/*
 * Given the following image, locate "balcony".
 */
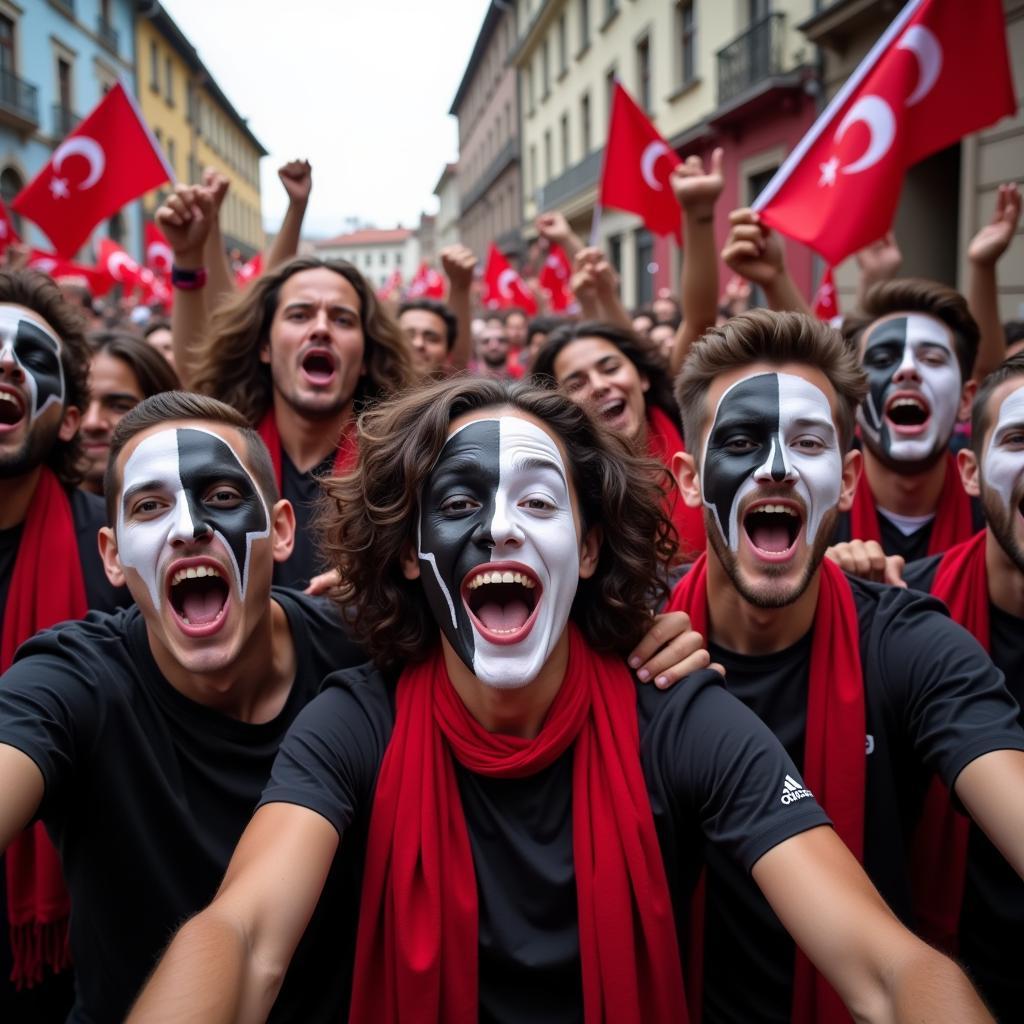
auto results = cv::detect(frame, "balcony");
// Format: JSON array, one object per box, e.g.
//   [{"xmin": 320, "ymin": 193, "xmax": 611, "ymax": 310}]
[
  {"xmin": 717, "ymin": 12, "xmax": 786, "ymax": 107},
  {"xmin": 0, "ymin": 69, "xmax": 40, "ymax": 133},
  {"xmin": 50, "ymin": 0, "xmax": 75, "ymax": 15},
  {"xmin": 459, "ymin": 138, "xmax": 520, "ymax": 215},
  {"xmin": 537, "ymin": 147, "xmax": 604, "ymax": 211},
  {"xmin": 97, "ymin": 16, "xmax": 119, "ymax": 55},
  {"xmin": 52, "ymin": 104, "xmax": 80, "ymax": 139}
]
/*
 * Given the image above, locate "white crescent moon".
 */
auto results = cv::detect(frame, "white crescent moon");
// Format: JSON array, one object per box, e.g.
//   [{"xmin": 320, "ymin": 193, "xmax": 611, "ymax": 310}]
[
  {"xmin": 108, "ymin": 251, "xmax": 138, "ymax": 281},
  {"xmin": 497, "ymin": 268, "xmax": 517, "ymax": 299},
  {"xmin": 147, "ymin": 241, "xmax": 173, "ymax": 273},
  {"xmin": 53, "ymin": 136, "xmax": 106, "ymax": 191},
  {"xmin": 31, "ymin": 257, "xmax": 57, "ymax": 273},
  {"xmin": 896, "ymin": 25, "xmax": 942, "ymax": 107},
  {"xmin": 835, "ymin": 95, "xmax": 896, "ymax": 175},
  {"xmin": 640, "ymin": 141, "xmax": 670, "ymax": 191}
]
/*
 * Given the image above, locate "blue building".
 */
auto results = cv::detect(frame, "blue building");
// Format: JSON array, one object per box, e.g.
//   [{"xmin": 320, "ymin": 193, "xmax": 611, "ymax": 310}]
[{"xmin": 0, "ymin": 0, "xmax": 142, "ymax": 258}]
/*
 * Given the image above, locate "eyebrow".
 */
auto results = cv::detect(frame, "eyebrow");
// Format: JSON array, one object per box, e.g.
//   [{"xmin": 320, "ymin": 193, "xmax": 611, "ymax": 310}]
[
  {"xmin": 101, "ymin": 392, "xmax": 141, "ymax": 404},
  {"xmin": 122, "ymin": 479, "xmax": 169, "ymax": 505},
  {"xmin": 791, "ymin": 416, "xmax": 836, "ymax": 433},
  {"xmin": 283, "ymin": 301, "xmax": 359, "ymax": 316},
  {"xmin": 511, "ymin": 455, "xmax": 565, "ymax": 478}
]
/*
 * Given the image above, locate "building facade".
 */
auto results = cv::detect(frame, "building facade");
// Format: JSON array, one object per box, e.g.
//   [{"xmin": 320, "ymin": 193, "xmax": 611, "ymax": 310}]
[
  {"xmin": 451, "ymin": 1, "xmax": 523, "ymax": 263},
  {"xmin": 434, "ymin": 162, "xmax": 460, "ymax": 251},
  {"xmin": 0, "ymin": 0, "xmax": 141, "ymax": 256},
  {"xmin": 313, "ymin": 227, "xmax": 416, "ymax": 290}
]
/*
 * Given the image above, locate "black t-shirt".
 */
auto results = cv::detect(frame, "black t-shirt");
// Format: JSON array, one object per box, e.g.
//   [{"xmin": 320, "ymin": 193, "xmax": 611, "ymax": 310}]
[
  {"xmin": 0, "ymin": 588, "xmax": 365, "ymax": 1024},
  {"xmin": 700, "ymin": 575, "xmax": 1024, "ymax": 1023},
  {"xmin": 273, "ymin": 450, "xmax": 334, "ymax": 591},
  {"xmin": 904, "ymin": 553, "xmax": 1024, "ymax": 1022},
  {"xmin": 260, "ymin": 661, "xmax": 831, "ymax": 1023},
  {"xmin": 0, "ymin": 488, "xmax": 129, "ymax": 626}
]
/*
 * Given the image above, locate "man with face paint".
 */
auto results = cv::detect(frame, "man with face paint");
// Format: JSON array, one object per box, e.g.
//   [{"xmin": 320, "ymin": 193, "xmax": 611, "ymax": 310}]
[
  {"xmin": 130, "ymin": 377, "xmax": 992, "ymax": 1024},
  {"xmin": 0, "ymin": 391, "xmax": 373, "ymax": 1022},
  {"xmin": 834, "ymin": 279, "xmax": 984, "ymax": 563},
  {"xmin": 0, "ymin": 270, "xmax": 130, "ymax": 1019},
  {"xmin": 668, "ymin": 310, "xmax": 1024, "ymax": 1023}
]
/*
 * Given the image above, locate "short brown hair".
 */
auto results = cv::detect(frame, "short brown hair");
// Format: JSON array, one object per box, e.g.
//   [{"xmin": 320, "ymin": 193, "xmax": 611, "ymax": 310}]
[
  {"xmin": 88, "ymin": 330, "xmax": 180, "ymax": 397},
  {"xmin": 675, "ymin": 310, "xmax": 868, "ymax": 454},
  {"xmin": 189, "ymin": 256, "xmax": 416, "ymax": 424},
  {"xmin": 0, "ymin": 269, "xmax": 91, "ymax": 488},
  {"xmin": 971, "ymin": 352, "xmax": 1024, "ymax": 457},
  {"xmin": 103, "ymin": 391, "xmax": 279, "ymax": 524},
  {"xmin": 319, "ymin": 376, "xmax": 676, "ymax": 668},
  {"xmin": 844, "ymin": 278, "xmax": 980, "ymax": 382}
]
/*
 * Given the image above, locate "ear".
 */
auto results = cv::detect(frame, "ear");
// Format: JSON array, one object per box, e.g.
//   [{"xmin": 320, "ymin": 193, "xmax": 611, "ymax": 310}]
[
  {"xmin": 838, "ymin": 448, "xmax": 862, "ymax": 513},
  {"xmin": 671, "ymin": 450, "xmax": 702, "ymax": 509},
  {"xmin": 270, "ymin": 499, "xmax": 296, "ymax": 563},
  {"xmin": 58, "ymin": 404, "xmax": 81, "ymax": 442},
  {"xmin": 578, "ymin": 525, "xmax": 602, "ymax": 580},
  {"xmin": 258, "ymin": 337, "xmax": 271, "ymax": 365},
  {"xmin": 401, "ymin": 539, "xmax": 421, "ymax": 580},
  {"xmin": 957, "ymin": 446, "xmax": 981, "ymax": 498},
  {"xmin": 957, "ymin": 378, "xmax": 977, "ymax": 422},
  {"xmin": 97, "ymin": 525, "xmax": 127, "ymax": 588},
  {"xmin": 639, "ymin": 372, "xmax": 650, "ymax": 395}
]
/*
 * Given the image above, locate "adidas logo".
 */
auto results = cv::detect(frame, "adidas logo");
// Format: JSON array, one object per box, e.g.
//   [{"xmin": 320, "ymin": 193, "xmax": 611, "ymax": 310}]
[{"xmin": 780, "ymin": 774, "xmax": 813, "ymax": 805}]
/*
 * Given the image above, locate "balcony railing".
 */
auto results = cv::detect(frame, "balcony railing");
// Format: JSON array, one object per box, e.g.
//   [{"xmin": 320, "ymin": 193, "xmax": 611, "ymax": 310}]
[
  {"xmin": 52, "ymin": 0, "xmax": 75, "ymax": 15},
  {"xmin": 538, "ymin": 147, "xmax": 604, "ymax": 210},
  {"xmin": 52, "ymin": 104, "xmax": 80, "ymax": 139},
  {"xmin": 459, "ymin": 138, "xmax": 520, "ymax": 214},
  {"xmin": 0, "ymin": 69, "xmax": 39, "ymax": 129},
  {"xmin": 97, "ymin": 16, "xmax": 119, "ymax": 55},
  {"xmin": 716, "ymin": 12, "xmax": 786, "ymax": 106}
]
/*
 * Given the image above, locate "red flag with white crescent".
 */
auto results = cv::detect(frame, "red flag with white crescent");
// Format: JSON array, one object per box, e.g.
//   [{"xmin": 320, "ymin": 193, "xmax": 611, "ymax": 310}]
[
  {"xmin": 235, "ymin": 252, "xmax": 264, "ymax": 287},
  {"xmin": 482, "ymin": 245, "xmax": 538, "ymax": 315},
  {"xmin": 97, "ymin": 237, "xmax": 142, "ymax": 289},
  {"xmin": 26, "ymin": 248, "xmax": 114, "ymax": 296},
  {"xmin": 539, "ymin": 243, "xmax": 572, "ymax": 312},
  {"xmin": 144, "ymin": 221, "xmax": 174, "ymax": 277},
  {"xmin": 407, "ymin": 262, "xmax": 446, "ymax": 299},
  {"xmin": 812, "ymin": 267, "xmax": 840, "ymax": 321}
]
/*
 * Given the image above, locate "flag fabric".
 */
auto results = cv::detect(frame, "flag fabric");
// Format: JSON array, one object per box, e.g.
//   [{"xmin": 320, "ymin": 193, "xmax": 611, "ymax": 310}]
[
  {"xmin": 26, "ymin": 248, "xmax": 113, "ymax": 296},
  {"xmin": 754, "ymin": 0, "xmax": 1016, "ymax": 265},
  {"xmin": 539, "ymin": 243, "xmax": 573, "ymax": 312},
  {"xmin": 235, "ymin": 252, "xmax": 263, "ymax": 287},
  {"xmin": 0, "ymin": 199, "xmax": 20, "ymax": 256},
  {"xmin": 599, "ymin": 82, "xmax": 683, "ymax": 244},
  {"xmin": 812, "ymin": 267, "xmax": 840, "ymax": 321},
  {"xmin": 407, "ymin": 262, "xmax": 446, "ymax": 299},
  {"xmin": 97, "ymin": 238, "xmax": 142, "ymax": 289},
  {"xmin": 12, "ymin": 82, "xmax": 173, "ymax": 257},
  {"xmin": 377, "ymin": 269, "xmax": 403, "ymax": 300},
  {"xmin": 482, "ymin": 245, "xmax": 538, "ymax": 315},
  {"xmin": 144, "ymin": 221, "xmax": 173, "ymax": 277}
]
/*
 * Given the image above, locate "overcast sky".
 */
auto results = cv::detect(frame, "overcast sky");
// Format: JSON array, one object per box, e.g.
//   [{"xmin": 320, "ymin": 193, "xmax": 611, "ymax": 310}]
[{"xmin": 162, "ymin": 0, "xmax": 492, "ymax": 238}]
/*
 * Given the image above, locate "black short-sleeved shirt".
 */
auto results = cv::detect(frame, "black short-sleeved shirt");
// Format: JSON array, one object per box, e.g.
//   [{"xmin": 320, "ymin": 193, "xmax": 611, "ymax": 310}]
[
  {"xmin": 260, "ymin": 661, "xmax": 831, "ymax": 1024},
  {"xmin": 274, "ymin": 450, "xmax": 334, "ymax": 591},
  {"xmin": 698, "ymin": 574, "xmax": 1024, "ymax": 1023},
  {"xmin": 904, "ymin": 552, "xmax": 1024, "ymax": 1022},
  {"xmin": 0, "ymin": 589, "xmax": 365, "ymax": 1024},
  {"xmin": 0, "ymin": 488, "xmax": 129, "ymax": 625}
]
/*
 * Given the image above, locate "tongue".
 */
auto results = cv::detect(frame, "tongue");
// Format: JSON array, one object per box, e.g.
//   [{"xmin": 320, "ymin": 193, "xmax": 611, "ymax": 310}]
[
  {"xmin": 476, "ymin": 599, "xmax": 531, "ymax": 632},
  {"xmin": 182, "ymin": 587, "xmax": 225, "ymax": 625},
  {"xmin": 304, "ymin": 362, "xmax": 334, "ymax": 384},
  {"xmin": 750, "ymin": 522, "xmax": 792, "ymax": 553}
]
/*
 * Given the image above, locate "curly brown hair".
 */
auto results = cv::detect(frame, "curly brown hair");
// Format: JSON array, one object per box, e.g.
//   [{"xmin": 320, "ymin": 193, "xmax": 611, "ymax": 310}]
[
  {"xmin": 0, "ymin": 268, "xmax": 90, "ymax": 488},
  {"xmin": 319, "ymin": 376, "xmax": 677, "ymax": 668},
  {"xmin": 189, "ymin": 256, "xmax": 416, "ymax": 424}
]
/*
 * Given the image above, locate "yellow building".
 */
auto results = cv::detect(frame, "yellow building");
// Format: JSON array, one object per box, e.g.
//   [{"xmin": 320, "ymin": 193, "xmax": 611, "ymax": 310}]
[{"xmin": 135, "ymin": 1, "xmax": 266, "ymax": 257}]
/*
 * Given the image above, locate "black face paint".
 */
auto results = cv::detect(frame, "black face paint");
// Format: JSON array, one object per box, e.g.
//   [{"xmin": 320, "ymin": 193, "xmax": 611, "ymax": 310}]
[
  {"xmin": 859, "ymin": 317, "xmax": 907, "ymax": 446},
  {"xmin": 0, "ymin": 307, "xmax": 65, "ymax": 421}
]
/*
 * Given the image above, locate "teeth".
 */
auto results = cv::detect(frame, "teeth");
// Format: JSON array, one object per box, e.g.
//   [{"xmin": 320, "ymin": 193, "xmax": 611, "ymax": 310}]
[
  {"xmin": 0, "ymin": 392, "xmax": 17, "ymax": 404},
  {"xmin": 750, "ymin": 504, "xmax": 799, "ymax": 516},
  {"xmin": 171, "ymin": 565, "xmax": 223, "ymax": 586},
  {"xmin": 466, "ymin": 570, "xmax": 537, "ymax": 590},
  {"xmin": 890, "ymin": 398, "xmax": 926, "ymax": 409}
]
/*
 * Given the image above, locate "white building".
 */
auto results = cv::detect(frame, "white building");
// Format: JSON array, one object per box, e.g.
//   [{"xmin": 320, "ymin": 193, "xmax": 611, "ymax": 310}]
[
  {"xmin": 434, "ymin": 163, "xmax": 461, "ymax": 251},
  {"xmin": 313, "ymin": 227, "xmax": 419, "ymax": 289}
]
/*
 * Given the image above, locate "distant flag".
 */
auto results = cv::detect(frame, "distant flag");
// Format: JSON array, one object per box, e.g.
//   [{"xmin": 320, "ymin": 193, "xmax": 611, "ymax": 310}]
[
  {"xmin": 0, "ymin": 199, "xmax": 21, "ymax": 257},
  {"xmin": 538, "ymin": 243, "xmax": 573, "ymax": 312},
  {"xmin": 482, "ymin": 244, "xmax": 537, "ymax": 315},
  {"xmin": 26, "ymin": 248, "xmax": 114, "ymax": 296},
  {"xmin": 235, "ymin": 252, "xmax": 263, "ymax": 287},
  {"xmin": 377, "ymin": 269, "xmax": 403, "ymax": 300},
  {"xmin": 407, "ymin": 262, "xmax": 446, "ymax": 299},
  {"xmin": 97, "ymin": 237, "xmax": 142, "ymax": 289},
  {"xmin": 812, "ymin": 267, "xmax": 840, "ymax": 322},
  {"xmin": 144, "ymin": 221, "xmax": 173, "ymax": 277}
]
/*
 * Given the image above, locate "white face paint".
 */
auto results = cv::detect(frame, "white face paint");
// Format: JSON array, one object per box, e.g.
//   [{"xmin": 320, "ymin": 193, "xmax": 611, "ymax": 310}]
[
  {"xmin": 0, "ymin": 306, "xmax": 65, "ymax": 423},
  {"xmin": 983, "ymin": 385, "xmax": 1024, "ymax": 513},
  {"xmin": 858, "ymin": 313, "xmax": 962, "ymax": 465}
]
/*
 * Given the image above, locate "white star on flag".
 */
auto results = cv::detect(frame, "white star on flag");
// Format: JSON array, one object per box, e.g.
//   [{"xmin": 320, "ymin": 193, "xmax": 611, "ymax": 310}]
[
  {"xmin": 49, "ymin": 177, "xmax": 70, "ymax": 200},
  {"xmin": 818, "ymin": 157, "xmax": 840, "ymax": 188}
]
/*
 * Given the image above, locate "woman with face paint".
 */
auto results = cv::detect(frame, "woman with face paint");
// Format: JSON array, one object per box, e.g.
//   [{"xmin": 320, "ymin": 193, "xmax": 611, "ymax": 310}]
[
  {"xmin": 131, "ymin": 379, "xmax": 992, "ymax": 1024},
  {"xmin": 532, "ymin": 321, "xmax": 706, "ymax": 560}
]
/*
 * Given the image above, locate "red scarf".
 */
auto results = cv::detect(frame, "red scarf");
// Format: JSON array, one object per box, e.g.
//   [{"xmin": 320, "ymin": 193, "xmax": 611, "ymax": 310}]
[
  {"xmin": 349, "ymin": 626, "xmax": 687, "ymax": 1023},
  {"xmin": 667, "ymin": 554, "xmax": 864, "ymax": 1024},
  {"xmin": 645, "ymin": 406, "xmax": 706, "ymax": 562},
  {"xmin": 909, "ymin": 530, "xmax": 988, "ymax": 952},
  {"xmin": 256, "ymin": 409, "xmax": 358, "ymax": 489},
  {"xmin": 849, "ymin": 452, "xmax": 973, "ymax": 555},
  {"xmin": 1, "ymin": 469, "xmax": 86, "ymax": 988}
]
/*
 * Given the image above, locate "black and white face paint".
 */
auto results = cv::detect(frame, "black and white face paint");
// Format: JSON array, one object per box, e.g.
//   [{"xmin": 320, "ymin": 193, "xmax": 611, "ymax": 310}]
[
  {"xmin": 983, "ymin": 385, "xmax": 1024, "ymax": 516},
  {"xmin": 417, "ymin": 416, "xmax": 580, "ymax": 689},
  {"xmin": 0, "ymin": 307, "xmax": 65, "ymax": 423},
  {"xmin": 701, "ymin": 372, "xmax": 841, "ymax": 554},
  {"xmin": 858, "ymin": 314, "xmax": 961, "ymax": 466},
  {"xmin": 117, "ymin": 428, "xmax": 270, "ymax": 610}
]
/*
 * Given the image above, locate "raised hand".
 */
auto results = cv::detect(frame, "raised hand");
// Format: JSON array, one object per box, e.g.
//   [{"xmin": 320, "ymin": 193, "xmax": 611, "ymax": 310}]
[
  {"xmin": 155, "ymin": 184, "xmax": 216, "ymax": 264},
  {"xmin": 278, "ymin": 159, "xmax": 313, "ymax": 205},
  {"xmin": 855, "ymin": 232, "xmax": 902, "ymax": 284},
  {"xmin": 201, "ymin": 167, "xmax": 231, "ymax": 214},
  {"xmin": 440, "ymin": 244, "xmax": 477, "ymax": 292},
  {"xmin": 968, "ymin": 182, "xmax": 1021, "ymax": 267},
  {"xmin": 671, "ymin": 147, "xmax": 724, "ymax": 213},
  {"xmin": 536, "ymin": 211, "xmax": 572, "ymax": 245},
  {"xmin": 721, "ymin": 208, "xmax": 784, "ymax": 287}
]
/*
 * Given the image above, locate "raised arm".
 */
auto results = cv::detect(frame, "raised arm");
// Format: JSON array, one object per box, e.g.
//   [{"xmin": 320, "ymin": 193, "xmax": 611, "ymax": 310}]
[
  {"xmin": 0, "ymin": 744, "xmax": 44, "ymax": 851},
  {"xmin": 722, "ymin": 208, "xmax": 812, "ymax": 315},
  {"xmin": 440, "ymin": 244, "xmax": 477, "ymax": 371},
  {"xmin": 854, "ymin": 233, "xmax": 903, "ymax": 311},
  {"xmin": 754, "ymin": 826, "xmax": 993, "ymax": 1023},
  {"xmin": 128, "ymin": 802, "xmax": 338, "ymax": 1024},
  {"xmin": 669, "ymin": 147, "xmax": 724, "ymax": 375},
  {"xmin": 967, "ymin": 182, "xmax": 1021, "ymax": 381},
  {"xmin": 200, "ymin": 168, "xmax": 237, "ymax": 312},
  {"xmin": 265, "ymin": 160, "xmax": 312, "ymax": 272},
  {"xmin": 572, "ymin": 247, "xmax": 631, "ymax": 330},
  {"xmin": 536, "ymin": 210, "xmax": 584, "ymax": 262}
]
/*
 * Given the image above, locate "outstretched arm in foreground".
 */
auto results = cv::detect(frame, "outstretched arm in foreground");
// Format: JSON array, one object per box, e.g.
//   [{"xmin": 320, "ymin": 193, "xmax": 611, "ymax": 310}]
[
  {"xmin": 955, "ymin": 748, "xmax": 1024, "ymax": 882},
  {"xmin": 755, "ymin": 825, "xmax": 993, "ymax": 1023},
  {"xmin": 0, "ymin": 744, "xmax": 44, "ymax": 852},
  {"xmin": 128, "ymin": 802, "xmax": 338, "ymax": 1024}
]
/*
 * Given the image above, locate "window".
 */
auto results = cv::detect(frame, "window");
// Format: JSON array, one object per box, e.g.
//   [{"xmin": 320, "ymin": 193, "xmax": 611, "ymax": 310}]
[
  {"xmin": 154, "ymin": 127, "xmax": 162, "ymax": 147},
  {"xmin": 380, "ymin": 251, "xmax": 386, "ymax": 265},
  {"xmin": 167, "ymin": 138, "xmax": 176, "ymax": 175},
  {"xmin": 541, "ymin": 39, "xmax": 550, "ymax": 99},
  {"xmin": 149, "ymin": 40, "xmax": 159, "ymax": 91},
  {"xmin": 396, "ymin": 252, "xmax": 403, "ymax": 266},
  {"xmin": 0, "ymin": 167, "xmax": 23, "ymax": 234},
  {"xmin": 636, "ymin": 36, "xmax": 651, "ymax": 112},
  {"xmin": 544, "ymin": 129, "xmax": 552, "ymax": 182},
  {"xmin": 635, "ymin": 229, "xmax": 654, "ymax": 305},
  {"xmin": 676, "ymin": 1, "xmax": 696, "ymax": 86},
  {"xmin": 529, "ymin": 143, "xmax": 537, "ymax": 194},
  {"xmin": 56, "ymin": 57, "xmax": 72, "ymax": 112},
  {"xmin": 577, "ymin": 0, "xmax": 590, "ymax": 54},
  {"xmin": 608, "ymin": 233, "xmax": 622, "ymax": 275},
  {"xmin": 560, "ymin": 112, "xmax": 570, "ymax": 171},
  {"xmin": 557, "ymin": 14, "xmax": 567, "ymax": 76},
  {"xmin": 526, "ymin": 65, "xmax": 535, "ymax": 115},
  {"xmin": 602, "ymin": 0, "xmax": 618, "ymax": 28},
  {"xmin": 580, "ymin": 92, "xmax": 591, "ymax": 155},
  {"xmin": 164, "ymin": 55, "xmax": 173, "ymax": 105},
  {"xmin": 748, "ymin": 0, "xmax": 771, "ymax": 24},
  {"xmin": 605, "ymin": 66, "xmax": 617, "ymax": 125},
  {"xmin": 504, "ymin": 101, "xmax": 511, "ymax": 142},
  {"xmin": 108, "ymin": 210, "xmax": 125, "ymax": 247}
]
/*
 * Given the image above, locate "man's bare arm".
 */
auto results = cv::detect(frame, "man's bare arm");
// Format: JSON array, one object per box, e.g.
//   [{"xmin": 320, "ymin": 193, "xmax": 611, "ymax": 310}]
[
  {"xmin": 440, "ymin": 244, "xmax": 477, "ymax": 371},
  {"xmin": 0, "ymin": 744, "xmax": 44, "ymax": 852},
  {"xmin": 955, "ymin": 748, "xmax": 1024, "ymax": 881},
  {"xmin": 128, "ymin": 802, "xmax": 338, "ymax": 1024},
  {"xmin": 755, "ymin": 825, "xmax": 993, "ymax": 1023},
  {"xmin": 200, "ymin": 169, "xmax": 237, "ymax": 312},
  {"xmin": 265, "ymin": 160, "xmax": 312, "ymax": 272}
]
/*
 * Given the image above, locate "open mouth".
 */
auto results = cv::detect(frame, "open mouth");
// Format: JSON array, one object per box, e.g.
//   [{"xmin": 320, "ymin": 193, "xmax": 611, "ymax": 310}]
[
  {"xmin": 167, "ymin": 562, "xmax": 231, "ymax": 636},
  {"xmin": 742, "ymin": 501, "xmax": 803, "ymax": 559},
  {"xmin": 300, "ymin": 348, "xmax": 338, "ymax": 386},
  {"xmin": 462, "ymin": 563, "xmax": 542, "ymax": 645},
  {"xmin": 596, "ymin": 397, "xmax": 628, "ymax": 424},
  {"xmin": 884, "ymin": 393, "xmax": 930, "ymax": 433},
  {"xmin": 0, "ymin": 389, "xmax": 26, "ymax": 430}
]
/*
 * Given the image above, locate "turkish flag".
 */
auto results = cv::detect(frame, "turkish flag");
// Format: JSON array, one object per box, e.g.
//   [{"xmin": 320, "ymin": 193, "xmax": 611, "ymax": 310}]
[
  {"xmin": 27, "ymin": 248, "xmax": 113, "ymax": 296},
  {"xmin": 12, "ymin": 82, "xmax": 173, "ymax": 257},
  {"xmin": 812, "ymin": 267, "xmax": 840, "ymax": 321},
  {"xmin": 144, "ymin": 222, "xmax": 173, "ymax": 277},
  {"xmin": 482, "ymin": 245, "xmax": 538, "ymax": 315},
  {"xmin": 235, "ymin": 252, "xmax": 263, "ymax": 287},
  {"xmin": 539, "ymin": 244, "xmax": 572, "ymax": 311},
  {"xmin": 599, "ymin": 82, "xmax": 683, "ymax": 244},
  {"xmin": 97, "ymin": 237, "xmax": 142, "ymax": 290},
  {"xmin": 407, "ymin": 262, "xmax": 446, "ymax": 299},
  {"xmin": 755, "ymin": 0, "xmax": 1016, "ymax": 265},
  {"xmin": 377, "ymin": 269, "xmax": 402, "ymax": 300},
  {"xmin": 0, "ymin": 199, "xmax": 20, "ymax": 256}
]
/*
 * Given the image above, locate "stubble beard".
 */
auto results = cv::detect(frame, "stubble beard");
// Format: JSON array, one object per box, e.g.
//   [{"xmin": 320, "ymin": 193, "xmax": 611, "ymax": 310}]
[
  {"xmin": 0, "ymin": 422, "xmax": 59, "ymax": 480},
  {"xmin": 982, "ymin": 486, "xmax": 1024, "ymax": 577}
]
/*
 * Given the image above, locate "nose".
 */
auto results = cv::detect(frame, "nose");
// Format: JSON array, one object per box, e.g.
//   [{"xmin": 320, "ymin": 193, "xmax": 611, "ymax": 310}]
[
  {"xmin": 81, "ymin": 399, "xmax": 106, "ymax": 434},
  {"xmin": 168, "ymin": 493, "xmax": 212, "ymax": 546},
  {"xmin": 892, "ymin": 345, "xmax": 920, "ymax": 385},
  {"xmin": 0, "ymin": 342, "xmax": 24, "ymax": 383},
  {"xmin": 472, "ymin": 495, "xmax": 524, "ymax": 551},
  {"xmin": 753, "ymin": 436, "xmax": 797, "ymax": 484},
  {"xmin": 308, "ymin": 308, "xmax": 331, "ymax": 339}
]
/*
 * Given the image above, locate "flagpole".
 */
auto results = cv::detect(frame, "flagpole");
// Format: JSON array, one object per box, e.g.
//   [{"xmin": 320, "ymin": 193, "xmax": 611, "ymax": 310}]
[{"xmin": 752, "ymin": 0, "xmax": 924, "ymax": 211}]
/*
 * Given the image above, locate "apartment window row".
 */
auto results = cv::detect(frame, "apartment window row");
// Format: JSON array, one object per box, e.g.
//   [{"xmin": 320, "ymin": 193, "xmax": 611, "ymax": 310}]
[
  {"xmin": 197, "ymin": 100, "xmax": 260, "ymax": 187},
  {"xmin": 458, "ymin": 17, "xmax": 516, "ymax": 143}
]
